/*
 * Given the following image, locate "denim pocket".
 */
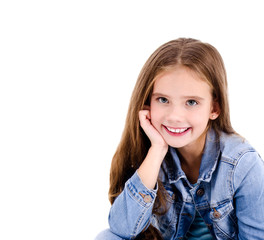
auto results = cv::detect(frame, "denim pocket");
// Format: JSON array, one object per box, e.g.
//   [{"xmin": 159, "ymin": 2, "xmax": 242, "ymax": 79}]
[
  {"xmin": 152, "ymin": 185, "xmax": 181, "ymax": 239},
  {"xmin": 211, "ymin": 200, "xmax": 238, "ymax": 239},
  {"xmin": 164, "ymin": 187, "xmax": 177, "ymax": 203}
]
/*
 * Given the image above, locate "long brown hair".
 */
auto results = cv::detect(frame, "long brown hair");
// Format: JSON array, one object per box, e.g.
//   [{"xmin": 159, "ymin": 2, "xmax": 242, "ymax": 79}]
[{"xmin": 109, "ymin": 38, "xmax": 235, "ymax": 238}]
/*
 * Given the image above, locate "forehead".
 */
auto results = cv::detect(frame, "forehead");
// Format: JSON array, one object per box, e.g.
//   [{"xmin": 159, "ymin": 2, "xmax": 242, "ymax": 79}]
[{"xmin": 152, "ymin": 66, "xmax": 212, "ymax": 98}]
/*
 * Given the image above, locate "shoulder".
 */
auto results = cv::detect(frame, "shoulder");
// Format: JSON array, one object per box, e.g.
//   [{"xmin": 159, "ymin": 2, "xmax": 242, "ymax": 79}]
[
  {"xmin": 218, "ymin": 132, "xmax": 264, "ymax": 191},
  {"xmin": 219, "ymin": 132, "xmax": 261, "ymax": 165}
]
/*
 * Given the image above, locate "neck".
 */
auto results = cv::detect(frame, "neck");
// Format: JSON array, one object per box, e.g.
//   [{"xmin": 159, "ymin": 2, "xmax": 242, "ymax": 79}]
[
  {"xmin": 177, "ymin": 131, "xmax": 207, "ymax": 184},
  {"xmin": 178, "ymin": 131, "xmax": 206, "ymax": 163}
]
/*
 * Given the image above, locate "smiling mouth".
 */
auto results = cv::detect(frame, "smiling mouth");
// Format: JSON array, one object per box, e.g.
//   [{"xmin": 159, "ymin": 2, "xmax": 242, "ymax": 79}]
[{"xmin": 164, "ymin": 126, "xmax": 190, "ymax": 134}]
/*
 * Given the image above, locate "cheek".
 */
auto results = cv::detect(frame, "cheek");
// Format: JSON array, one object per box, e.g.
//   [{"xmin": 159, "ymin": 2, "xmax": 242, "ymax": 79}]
[{"xmin": 189, "ymin": 109, "xmax": 211, "ymax": 125}]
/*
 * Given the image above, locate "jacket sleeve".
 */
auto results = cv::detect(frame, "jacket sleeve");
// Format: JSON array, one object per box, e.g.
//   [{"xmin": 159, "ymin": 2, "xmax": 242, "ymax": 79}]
[
  {"xmin": 108, "ymin": 170, "xmax": 158, "ymax": 239},
  {"xmin": 234, "ymin": 151, "xmax": 264, "ymax": 240}
]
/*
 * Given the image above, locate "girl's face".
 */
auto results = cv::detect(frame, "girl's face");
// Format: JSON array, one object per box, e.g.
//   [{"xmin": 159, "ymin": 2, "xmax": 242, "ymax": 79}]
[{"xmin": 150, "ymin": 65, "xmax": 219, "ymax": 153}]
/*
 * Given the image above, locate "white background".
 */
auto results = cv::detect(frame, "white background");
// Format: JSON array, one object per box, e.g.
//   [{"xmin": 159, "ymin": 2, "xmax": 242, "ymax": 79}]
[{"xmin": 0, "ymin": 1, "xmax": 263, "ymax": 239}]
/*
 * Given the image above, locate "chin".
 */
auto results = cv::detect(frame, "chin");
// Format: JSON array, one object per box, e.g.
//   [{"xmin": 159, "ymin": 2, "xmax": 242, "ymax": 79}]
[{"xmin": 167, "ymin": 141, "xmax": 188, "ymax": 149}]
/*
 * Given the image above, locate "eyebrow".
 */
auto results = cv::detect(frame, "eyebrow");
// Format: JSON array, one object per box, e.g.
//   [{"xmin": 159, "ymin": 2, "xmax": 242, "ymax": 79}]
[
  {"xmin": 152, "ymin": 92, "xmax": 205, "ymax": 101},
  {"xmin": 152, "ymin": 92, "xmax": 170, "ymax": 98},
  {"xmin": 182, "ymin": 95, "xmax": 205, "ymax": 101}
]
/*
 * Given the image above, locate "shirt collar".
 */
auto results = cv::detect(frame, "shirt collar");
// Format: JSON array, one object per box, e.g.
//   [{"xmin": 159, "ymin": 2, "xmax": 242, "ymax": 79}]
[{"xmin": 164, "ymin": 128, "xmax": 221, "ymax": 184}]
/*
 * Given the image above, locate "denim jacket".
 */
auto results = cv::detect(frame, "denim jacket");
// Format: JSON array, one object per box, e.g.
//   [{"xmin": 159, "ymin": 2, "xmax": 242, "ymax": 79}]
[{"xmin": 108, "ymin": 130, "xmax": 264, "ymax": 239}]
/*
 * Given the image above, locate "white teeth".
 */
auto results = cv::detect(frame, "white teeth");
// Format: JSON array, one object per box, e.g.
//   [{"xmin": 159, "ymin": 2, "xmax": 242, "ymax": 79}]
[{"xmin": 166, "ymin": 127, "xmax": 188, "ymax": 133}]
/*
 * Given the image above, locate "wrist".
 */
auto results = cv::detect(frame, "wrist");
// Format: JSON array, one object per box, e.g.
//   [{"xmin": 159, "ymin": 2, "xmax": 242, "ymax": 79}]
[
  {"xmin": 138, "ymin": 145, "xmax": 167, "ymax": 189},
  {"xmin": 149, "ymin": 144, "xmax": 168, "ymax": 159}
]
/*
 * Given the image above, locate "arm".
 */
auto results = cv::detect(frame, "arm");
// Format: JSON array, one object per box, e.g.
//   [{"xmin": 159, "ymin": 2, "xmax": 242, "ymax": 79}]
[
  {"xmin": 109, "ymin": 171, "xmax": 157, "ymax": 238},
  {"xmin": 108, "ymin": 109, "xmax": 168, "ymax": 238},
  {"xmin": 137, "ymin": 109, "xmax": 168, "ymax": 189},
  {"xmin": 234, "ymin": 152, "xmax": 264, "ymax": 240}
]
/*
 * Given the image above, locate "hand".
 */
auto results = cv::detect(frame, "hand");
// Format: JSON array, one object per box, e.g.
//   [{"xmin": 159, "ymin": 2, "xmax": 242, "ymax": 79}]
[
  {"xmin": 138, "ymin": 107, "xmax": 168, "ymax": 189},
  {"xmin": 139, "ymin": 107, "xmax": 168, "ymax": 150}
]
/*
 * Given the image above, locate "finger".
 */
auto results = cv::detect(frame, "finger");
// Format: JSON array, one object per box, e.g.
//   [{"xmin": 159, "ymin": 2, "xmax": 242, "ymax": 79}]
[
  {"xmin": 146, "ymin": 111, "xmax": 151, "ymax": 120},
  {"xmin": 139, "ymin": 110, "xmax": 149, "ymax": 122},
  {"xmin": 139, "ymin": 110, "xmax": 151, "ymax": 127},
  {"xmin": 139, "ymin": 108, "xmax": 151, "ymax": 120}
]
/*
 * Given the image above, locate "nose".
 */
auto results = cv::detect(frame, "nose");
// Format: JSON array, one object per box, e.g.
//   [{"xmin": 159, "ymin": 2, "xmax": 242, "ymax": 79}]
[{"xmin": 166, "ymin": 105, "xmax": 185, "ymax": 123}]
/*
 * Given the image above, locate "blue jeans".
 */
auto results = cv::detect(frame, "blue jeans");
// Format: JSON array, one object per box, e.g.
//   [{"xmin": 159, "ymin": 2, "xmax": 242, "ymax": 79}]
[{"xmin": 95, "ymin": 229, "xmax": 124, "ymax": 240}]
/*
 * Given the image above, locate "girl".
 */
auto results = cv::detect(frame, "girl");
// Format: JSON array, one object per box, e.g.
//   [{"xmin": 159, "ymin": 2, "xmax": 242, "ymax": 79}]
[{"xmin": 95, "ymin": 38, "xmax": 264, "ymax": 240}]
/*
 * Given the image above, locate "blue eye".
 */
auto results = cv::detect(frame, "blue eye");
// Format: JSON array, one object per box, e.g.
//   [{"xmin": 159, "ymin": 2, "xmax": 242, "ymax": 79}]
[
  {"xmin": 158, "ymin": 97, "xmax": 168, "ymax": 104},
  {"xmin": 186, "ymin": 100, "xmax": 198, "ymax": 106}
]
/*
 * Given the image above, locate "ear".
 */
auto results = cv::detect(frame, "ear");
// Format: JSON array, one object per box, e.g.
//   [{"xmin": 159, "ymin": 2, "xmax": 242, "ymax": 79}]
[{"xmin": 210, "ymin": 101, "xmax": 220, "ymax": 120}]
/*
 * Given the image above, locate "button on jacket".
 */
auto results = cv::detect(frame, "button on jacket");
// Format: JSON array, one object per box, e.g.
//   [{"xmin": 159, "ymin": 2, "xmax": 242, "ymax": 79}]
[{"xmin": 108, "ymin": 129, "xmax": 264, "ymax": 239}]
